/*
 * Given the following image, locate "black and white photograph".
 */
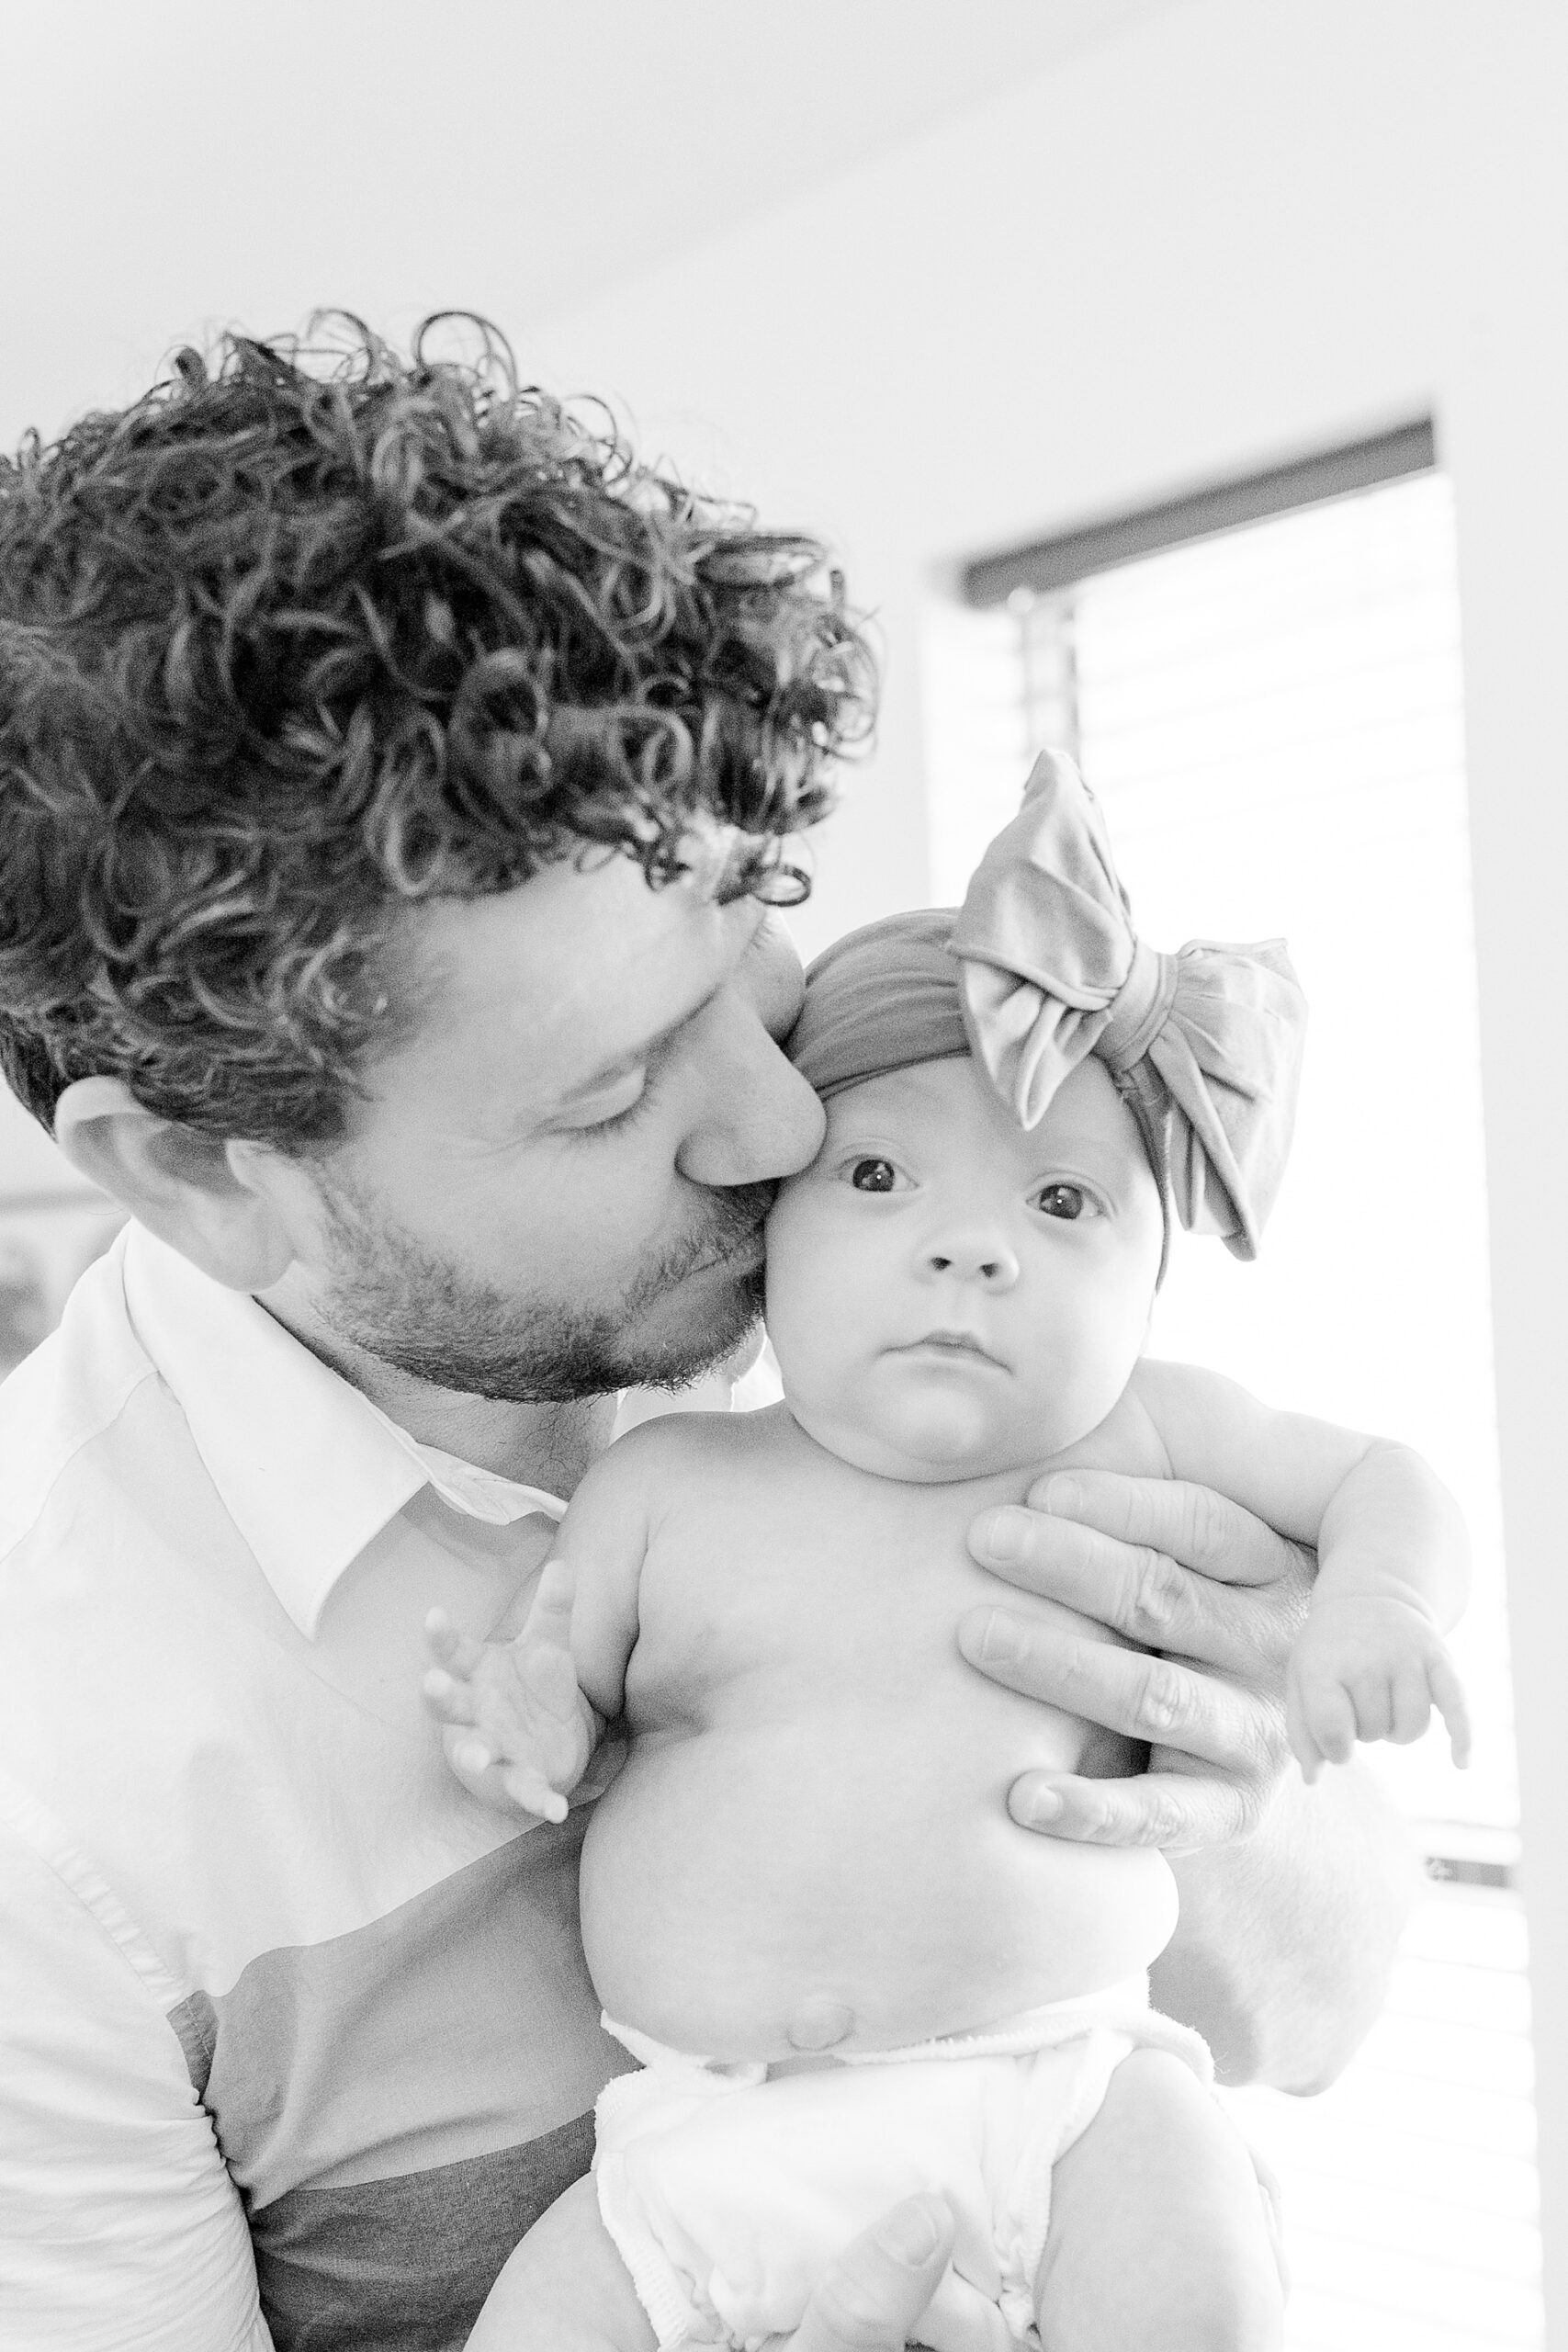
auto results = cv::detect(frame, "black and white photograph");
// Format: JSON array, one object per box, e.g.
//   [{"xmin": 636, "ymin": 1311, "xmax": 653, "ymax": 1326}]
[{"xmin": 0, "ymin": 5, "xmax": 1562, "ymax": 2347}]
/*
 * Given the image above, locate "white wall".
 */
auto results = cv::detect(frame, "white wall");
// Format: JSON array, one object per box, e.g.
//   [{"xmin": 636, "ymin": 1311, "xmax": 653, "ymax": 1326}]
[
  {"xmin": 530, "ymin": 1, "xmax": 1568, "ymax": 2330},
  {"xmin": 0, "ymin": 0, "xmax": 1179, "ymax": 453}
]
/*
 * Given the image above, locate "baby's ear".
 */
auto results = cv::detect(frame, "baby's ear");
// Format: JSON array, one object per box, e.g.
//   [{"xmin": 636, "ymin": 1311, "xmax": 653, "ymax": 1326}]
[{"xmin": 53, "ymin": 1077, "xmax": 300, "ymax": 1291}]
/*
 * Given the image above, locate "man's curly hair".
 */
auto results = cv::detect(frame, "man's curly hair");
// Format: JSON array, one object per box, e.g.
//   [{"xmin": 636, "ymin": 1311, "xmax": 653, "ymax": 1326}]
[{"xmin": 0, "ymin": 315, "xmax": 874, "ymax": 1149}]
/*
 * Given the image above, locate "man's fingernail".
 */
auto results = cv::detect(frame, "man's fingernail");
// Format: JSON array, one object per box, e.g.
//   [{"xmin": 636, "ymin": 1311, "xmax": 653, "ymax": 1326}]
[
  {"xmin": 457, "ymin": 1740, "xmax": 491, "ymax": 1774},
  {"xmin": 1022, "ymin": 1787, "xmax": 1064, "ymax": 1824},
  {"xmin": 981, "ymin": 1508, "xmax": 1029, "ymax": 1564},
  {"xmin": 1042, "ymin": 1475, "xmax": 1082, "ymax": 1517},
  {"xmin": 977, "ymin": 1611, "xmax": 1024, "ymax": 1666},
  {"xmin": 883, "ymin": 2198, "xmax": 945, "ymax": 2264}
]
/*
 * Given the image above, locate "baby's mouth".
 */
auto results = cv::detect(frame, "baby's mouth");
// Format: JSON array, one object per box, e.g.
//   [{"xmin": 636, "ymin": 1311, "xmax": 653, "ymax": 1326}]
[{"xmin": 897, "ymin": 1329, "xmax": 1007, "ymax": 1369}]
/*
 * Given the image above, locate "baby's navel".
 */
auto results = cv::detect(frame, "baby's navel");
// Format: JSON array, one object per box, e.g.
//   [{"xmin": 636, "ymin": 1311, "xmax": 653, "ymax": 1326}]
[{"xmin": 785, "ymin": 1996, "xmax": 855, "ymax": 2052}]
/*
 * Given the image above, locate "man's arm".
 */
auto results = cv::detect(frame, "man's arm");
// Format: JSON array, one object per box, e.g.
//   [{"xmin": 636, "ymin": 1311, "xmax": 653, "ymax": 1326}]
[
  {"xmin": 0, "ymin": 1809, "xmax": 269, "ymax": 2349},
  {"xmin": 1153, "ymin": 1758, "xmax": 1421, "ymax": 2089},
  {"xmin": 959, "ymin": 1469, "xmax": 1422, "ymax": 2089}
]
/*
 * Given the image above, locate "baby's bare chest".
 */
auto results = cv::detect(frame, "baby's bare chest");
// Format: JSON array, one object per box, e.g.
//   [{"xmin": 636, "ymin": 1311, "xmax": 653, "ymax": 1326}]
[{"xmin": 625, "ymin": 1466, "xmax": 1060, "ymax": 1728}]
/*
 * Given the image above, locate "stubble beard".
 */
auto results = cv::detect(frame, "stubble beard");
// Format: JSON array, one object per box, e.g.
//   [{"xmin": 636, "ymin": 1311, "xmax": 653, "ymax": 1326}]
[{"xmin": 312, "ymin": 1174, "xmax": 773, "ymax": 1403}]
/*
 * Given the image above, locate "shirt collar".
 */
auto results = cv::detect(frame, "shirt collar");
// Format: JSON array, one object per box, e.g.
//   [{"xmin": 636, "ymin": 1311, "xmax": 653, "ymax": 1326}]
[{"xmin": 119, "ymin": 1224, "xmax": 565, "ymax": 1640}]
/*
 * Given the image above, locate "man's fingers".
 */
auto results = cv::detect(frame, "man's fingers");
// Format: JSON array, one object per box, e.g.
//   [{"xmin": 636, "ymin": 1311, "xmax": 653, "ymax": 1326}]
[
  {"xmin": 1024, "ymin": 1471, "xmax": 1302, "ymax": 1590},
  {"xmin": 1006, "ymin": 1767, "xmax": 1258, "ymax": 1849},
  {"xmin": 967, "ymin": 1486, "xmax": 1308, "ymax": 1674},
  {"xmin": 958, "ymin": 1608, "xmax": 1253, "ymax": 1768},
  {"xmin": 790, "ymin": 2196, "xmax": 955, "ymax": 2352}
]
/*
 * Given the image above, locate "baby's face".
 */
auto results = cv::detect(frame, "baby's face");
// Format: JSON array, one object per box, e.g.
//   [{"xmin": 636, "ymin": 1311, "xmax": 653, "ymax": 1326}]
[{"xmin": 764, "ymin": 1053, "xmax": 1163, "ymax": 1482}]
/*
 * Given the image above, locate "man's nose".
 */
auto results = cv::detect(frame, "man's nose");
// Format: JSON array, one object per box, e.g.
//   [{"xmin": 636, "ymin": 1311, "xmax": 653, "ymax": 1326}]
[
  {"xmin": 674, "ymin": 998, "xmax": 826, "ymax": 1188},
  {"xmin": 920, "ymin": 1227, "xmax": 1021, "ymax": 1291}
]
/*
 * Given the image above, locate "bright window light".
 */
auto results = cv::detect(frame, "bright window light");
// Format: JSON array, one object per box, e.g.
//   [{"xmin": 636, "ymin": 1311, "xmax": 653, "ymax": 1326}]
[{"xmin": 925, "ymin": 467, "xmax": 1542, "ymax": 2351}]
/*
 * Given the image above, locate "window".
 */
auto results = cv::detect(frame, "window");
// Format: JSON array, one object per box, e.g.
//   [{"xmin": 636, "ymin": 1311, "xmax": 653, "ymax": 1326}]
[{"xmin": 925, "ymin": 451, "xmax": 1542, "ymax": 2350}]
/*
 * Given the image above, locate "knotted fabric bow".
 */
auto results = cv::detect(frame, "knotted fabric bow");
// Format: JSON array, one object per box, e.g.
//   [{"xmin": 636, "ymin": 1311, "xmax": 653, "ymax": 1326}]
[{"xmin": 951, "ymin": 750, "xmax": 1305, "ymax": 1261}]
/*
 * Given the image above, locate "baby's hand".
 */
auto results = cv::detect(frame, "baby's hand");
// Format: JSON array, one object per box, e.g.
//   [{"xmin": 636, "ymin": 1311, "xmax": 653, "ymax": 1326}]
[
  {"xmin": 423, "ymin": 1562, "xmax": 596, "ymax": 1822},
  {"xmin": 1287, "ymin": 1591, "xmax": 1472, "ymax": 1783}
]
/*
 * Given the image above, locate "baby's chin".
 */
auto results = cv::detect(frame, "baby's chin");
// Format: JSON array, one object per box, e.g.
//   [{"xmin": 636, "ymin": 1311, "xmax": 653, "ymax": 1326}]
[{"xmin": 794, "ymin": 1375, "xmax": 1055, "ymax": 1486}]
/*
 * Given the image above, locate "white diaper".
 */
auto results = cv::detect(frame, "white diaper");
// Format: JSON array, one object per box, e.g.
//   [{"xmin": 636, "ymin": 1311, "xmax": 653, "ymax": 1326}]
[{"xmin": 592, "ymin": 1984, "xmax": 1213, "ymax": 2352}]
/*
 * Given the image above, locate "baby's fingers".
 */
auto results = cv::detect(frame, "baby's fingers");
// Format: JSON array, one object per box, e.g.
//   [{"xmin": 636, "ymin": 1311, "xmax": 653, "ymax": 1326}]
[
  {"xmin": 424, "ymin": 1606, "xmax": 487, "ymax": 1679},
  {"xmin": 1389, "ymin": 1660, "xmax": 1435, "ymax": 1747},
  {"xmin": 422, "ymin": 1666, "xmax": 479, "ymax": 1730},
  {"xmin": 442, "ymin": 1722, "xmax": 508, "ymax": 1806},
  {"xmin": 519, "ymin": 1635, "xmax": 583, "ymax": 1727},
  {"xmin": 442, "ymin": 1724, "xmax": 568, "ymax": 1822},
  {"xmin": 1289, "ymin": 1669, "xmax": 1356, "ymax": 1783},
  {"xmin": 1348, "ymin": 1671, "xmax": 1397, "ymax": 1746},
  {"xmin": 500, "ymin": 1762, "xmax": 570, "ymax": 1824},
  {"xmin": 422, "ymin": 1613, "xmax": 485, "ymax": 1731},
  {"xmin": 1429, "ymin": 1649, "xmax": 1473, "ymax": 1769},
  {"xmin": 523, "ymin": 1559, "xmax": 576, "ymax": 1653}
]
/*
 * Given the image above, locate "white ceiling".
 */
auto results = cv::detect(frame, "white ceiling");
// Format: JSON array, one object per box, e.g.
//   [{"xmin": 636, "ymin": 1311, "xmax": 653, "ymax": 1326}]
[{"xmin": 1, "ymin": 0, "xmax": 1180, "ymax": 445}]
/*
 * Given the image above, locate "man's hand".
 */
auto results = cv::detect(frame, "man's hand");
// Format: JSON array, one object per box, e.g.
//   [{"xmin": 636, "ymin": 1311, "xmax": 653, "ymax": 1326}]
[
  {"xmin": 787, "ymin": 2194, "xmax": 957, "ymax": 2351},
  {"xmin": 960, "ymin": 1467, "xmax": 1421, "ymax": 2088},
  {"xmin": 465, "ymin": 2174, "xmax": 957, "ymax": 2350},
  {"xmin": 960, "ymin": 1469, "xmax": 1313, "ymax": 1850}
]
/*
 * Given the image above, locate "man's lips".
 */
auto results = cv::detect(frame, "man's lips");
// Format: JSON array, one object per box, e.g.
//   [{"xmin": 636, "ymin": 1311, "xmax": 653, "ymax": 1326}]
[{"xmin": 684, "ymin": 1226, "xmax": 766, "ymax": 1281}]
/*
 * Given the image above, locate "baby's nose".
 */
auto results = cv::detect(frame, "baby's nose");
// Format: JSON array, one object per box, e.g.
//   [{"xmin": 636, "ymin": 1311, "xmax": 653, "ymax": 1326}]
[{"xmin": 924, "ymin": 1233, "xmax": 1021, "ymax": 1290}]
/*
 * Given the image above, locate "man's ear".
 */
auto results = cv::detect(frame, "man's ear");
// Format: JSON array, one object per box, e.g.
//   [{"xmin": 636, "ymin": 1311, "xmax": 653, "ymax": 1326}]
[{"xmin": 52, "ymin": 1077, "xmax": 305, "ymax": 1292}]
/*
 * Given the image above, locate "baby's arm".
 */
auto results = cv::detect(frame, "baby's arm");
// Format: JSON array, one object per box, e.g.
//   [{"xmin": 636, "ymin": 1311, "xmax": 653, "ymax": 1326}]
[
  {"xmin": 423, "ymin": 1439, "xmax": 655, "ymax": 1821},
  {"xmin": 1130, "ymin": 1361, "xmax": 1471, "ymax": 1781}
]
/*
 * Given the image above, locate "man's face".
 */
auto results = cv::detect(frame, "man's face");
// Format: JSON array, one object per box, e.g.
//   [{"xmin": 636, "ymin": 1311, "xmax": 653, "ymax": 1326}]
[
  {"xmin": 763, "ymin": 1053, "xmax": 1164, "ymax": 1481},
  {"xmin": 283, "ymin": 842, "xmax": 826, "ymax": 1400}
]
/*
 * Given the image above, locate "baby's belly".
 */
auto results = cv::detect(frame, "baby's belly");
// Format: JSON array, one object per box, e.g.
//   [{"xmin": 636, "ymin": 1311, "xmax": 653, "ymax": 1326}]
[{"xmin": 579, "ymin": 1694, "xmax": 1179, "ymax": 2064}]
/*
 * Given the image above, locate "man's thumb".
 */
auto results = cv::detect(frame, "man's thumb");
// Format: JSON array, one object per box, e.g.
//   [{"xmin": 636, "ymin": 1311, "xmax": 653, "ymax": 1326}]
[
  {"xmin": 792, "ymin": 2194, "xmax": 954, "ymax": 2351},
  {"xmin": 875, "ymin": 2196, "xmax": 950, "ymax": 2267}
]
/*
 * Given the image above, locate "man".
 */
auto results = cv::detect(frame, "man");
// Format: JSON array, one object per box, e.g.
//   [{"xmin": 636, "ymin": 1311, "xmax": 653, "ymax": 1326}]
[{"xmin": 0, "ymin": 321, "xmax": 1415, "ymax": 2351}]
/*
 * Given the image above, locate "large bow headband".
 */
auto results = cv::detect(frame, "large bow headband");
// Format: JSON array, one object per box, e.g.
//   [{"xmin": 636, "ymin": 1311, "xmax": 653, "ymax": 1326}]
[{"xmin": 787, "ymin": 750, "xmax": 1306, "ymax": 1261}]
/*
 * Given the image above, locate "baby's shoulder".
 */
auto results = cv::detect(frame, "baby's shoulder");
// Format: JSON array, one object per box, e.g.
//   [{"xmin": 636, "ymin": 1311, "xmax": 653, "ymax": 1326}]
[
  {"xmin": 1053, "ymin": 1365, "xmax": 1179, "ymax": 1480},
  {"xmin": 582, "ymin": 1400, "xmax": 786, "ymax": 1498},
  {"xmin": 1117, "ymin": 1356, "xmax": 1269, "ymax": 1470}
]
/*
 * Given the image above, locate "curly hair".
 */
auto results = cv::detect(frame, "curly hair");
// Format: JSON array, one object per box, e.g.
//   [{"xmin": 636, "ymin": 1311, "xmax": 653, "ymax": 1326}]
[{"xmin": 0, "ymin": 315, "xmax": 875, "ymax": 1149}]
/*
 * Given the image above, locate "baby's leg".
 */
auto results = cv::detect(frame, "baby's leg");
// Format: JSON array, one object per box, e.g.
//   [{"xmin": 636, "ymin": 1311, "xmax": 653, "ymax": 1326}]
[{"xmin": 1034, "ymin": 2049, "xmax": 1284, "ymax": 2352}]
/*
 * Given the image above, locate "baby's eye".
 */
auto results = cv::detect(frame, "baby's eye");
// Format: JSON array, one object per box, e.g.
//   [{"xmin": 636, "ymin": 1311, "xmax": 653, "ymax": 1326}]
[
  {"xmin": 848, "ymin": 1157, "xmax": 905, "ymax": 1193},
  {"xmin": 1032, "ymin": 1182, "xmax": 1098, "ymax": 1221}
]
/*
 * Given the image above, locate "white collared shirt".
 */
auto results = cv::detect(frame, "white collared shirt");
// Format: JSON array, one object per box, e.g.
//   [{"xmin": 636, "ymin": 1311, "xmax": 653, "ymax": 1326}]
[{"xmin": 0, "ymin": 1226, "xmax": 627, "ymax": 2350}]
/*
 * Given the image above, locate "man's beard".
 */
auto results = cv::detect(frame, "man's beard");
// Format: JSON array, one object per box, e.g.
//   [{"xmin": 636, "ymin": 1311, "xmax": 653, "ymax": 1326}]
[{"xmin": 312, "ymin": 1176, "xmax": 773, "ymax": 1403}]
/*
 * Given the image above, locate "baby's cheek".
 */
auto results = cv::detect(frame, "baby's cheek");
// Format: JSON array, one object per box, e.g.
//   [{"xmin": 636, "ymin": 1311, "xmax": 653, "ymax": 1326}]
[{"xmin": 763, "ymin": 1284, "xmax": 846, "ymax": 1422}]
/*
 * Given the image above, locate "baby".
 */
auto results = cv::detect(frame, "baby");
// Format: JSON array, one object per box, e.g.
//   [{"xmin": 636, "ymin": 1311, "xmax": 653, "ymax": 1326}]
[{"xmin": 426, "ymin": 752, "xmax": 1470, "ymax": 2352}]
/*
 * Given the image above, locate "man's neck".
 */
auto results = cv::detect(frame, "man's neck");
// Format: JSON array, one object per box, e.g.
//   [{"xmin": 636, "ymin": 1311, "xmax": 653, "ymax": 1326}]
[{"xmin": 254, "ymin": 1284, "xmax": 617, "ymax": 1496}]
